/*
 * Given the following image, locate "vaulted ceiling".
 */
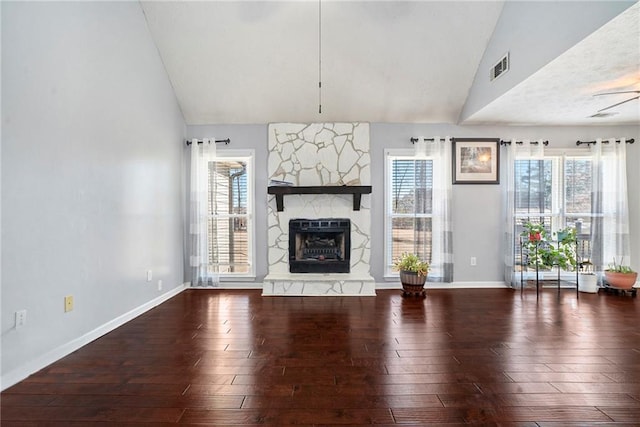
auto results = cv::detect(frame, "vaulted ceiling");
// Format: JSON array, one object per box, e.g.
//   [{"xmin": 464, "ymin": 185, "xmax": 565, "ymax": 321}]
[{"xmin": 140, "ymin": 1, "xmax": 640, "ymax": 126}]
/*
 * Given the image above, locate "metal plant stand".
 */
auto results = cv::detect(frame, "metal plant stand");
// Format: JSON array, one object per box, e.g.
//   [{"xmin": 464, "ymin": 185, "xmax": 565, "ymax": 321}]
[{"xmin": 520, "ymin": 236, "xmax": 579, "ymax": 299}]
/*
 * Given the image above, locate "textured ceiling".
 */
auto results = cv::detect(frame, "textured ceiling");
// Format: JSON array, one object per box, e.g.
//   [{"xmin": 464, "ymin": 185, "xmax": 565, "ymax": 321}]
[
  {"xmin": 141, "ymin": 1, "xmax": 639, "ymax": 126},
  {"xmin": 463, "ymin": 1, "xmax": 640, "ymax": 126}
]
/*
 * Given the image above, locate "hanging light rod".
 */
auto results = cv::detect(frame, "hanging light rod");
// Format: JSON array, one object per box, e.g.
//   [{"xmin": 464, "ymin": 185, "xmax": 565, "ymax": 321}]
[
  {"xmin": 185, "ymin": 138, "xmax": 230, "ymax": 146},
  {"xmin": 500, "ymin": 140, "xmax": 549, "ymax": 146},
  {"xmin": 318, "ymin": 0, "xmax": 322, "ymax": 114},
  {"xmin": 576, "ymin": 138, "xmax": 634, "ymax": 146}
]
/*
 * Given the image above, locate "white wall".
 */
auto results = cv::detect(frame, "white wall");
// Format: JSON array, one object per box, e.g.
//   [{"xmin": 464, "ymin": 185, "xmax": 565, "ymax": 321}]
[
  {"xmin": 460, "ymin": 0, "xmax": 636, "ymax": 122},
  {"xmin": 1, "ymin": 2, "xmax": 185, "ymax": 388}
]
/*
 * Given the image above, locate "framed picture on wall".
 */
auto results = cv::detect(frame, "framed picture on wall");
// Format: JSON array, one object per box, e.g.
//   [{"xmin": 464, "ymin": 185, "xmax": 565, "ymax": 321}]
[{"xmin": 452, "ymin": 138, "xmax": 500, "ymax": 184}]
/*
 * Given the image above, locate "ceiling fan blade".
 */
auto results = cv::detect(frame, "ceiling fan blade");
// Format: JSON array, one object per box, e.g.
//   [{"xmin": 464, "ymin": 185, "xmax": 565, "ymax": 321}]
[
  {"xmin": 593, "ymin": 90, "xmax": 640, "ymax": 97},
  {"xmin": 589, "ymin": 113, "xmax": 614, "ymax": 118},
  {"xmin": 597, "ymin": 95, "xmax": 640, "ymax": 113}
]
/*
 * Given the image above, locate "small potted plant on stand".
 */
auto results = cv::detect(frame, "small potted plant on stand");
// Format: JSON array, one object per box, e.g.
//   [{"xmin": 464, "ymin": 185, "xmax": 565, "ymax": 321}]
[
  {"xmin": 604, "ymin": 258, "xmax": 637, "ymax": 294},
  {"xmin": 394, "ymin": 252, "xmax": 429, "ymax": 298},
  {"xmin": 552, "ymin": 226, "xmax": 577, "ymax": 271},
  {"xmin": 522, "ymin": 222, "xmax": 546, "ymax": 242}
]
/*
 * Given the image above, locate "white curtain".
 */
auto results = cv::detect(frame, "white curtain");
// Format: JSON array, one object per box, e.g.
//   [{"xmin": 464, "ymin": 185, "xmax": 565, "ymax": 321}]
[
  {"xmin": 503, "ymin": 139, "xmax": 545, "ymax": 286},
  {"xmin": 590, "ymin": 138, "xmax": 631, "ymax": 274},
  {"xmin": 189, "ymin": 138, "xmax": 218, "ymax": 287},
  {"xmin": 424, "ymin": 136, "xmax": 453, "ymax": 282},
  {"xmin": 414, "ymin": 135, "xmax": 427, "ymax": 158}
]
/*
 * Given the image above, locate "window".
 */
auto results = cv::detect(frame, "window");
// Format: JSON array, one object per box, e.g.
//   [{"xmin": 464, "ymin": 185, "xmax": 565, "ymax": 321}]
[
  {"xmin": 207, "ymin": 150, "xmax": 255, "ymax": 277},
  {"xmin": 514, "ymin": 151, "xmax": 593, "ymax": 272},
  {"xmin": 385, "ymin": 151, "xmax": 434, "ymax": 277}
]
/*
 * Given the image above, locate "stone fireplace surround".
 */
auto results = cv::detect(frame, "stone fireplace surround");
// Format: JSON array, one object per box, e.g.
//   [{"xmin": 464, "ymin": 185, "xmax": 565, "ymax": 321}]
[{"xmin": 263, "ymin": 123, "xmax": 375, "ymax": 296}]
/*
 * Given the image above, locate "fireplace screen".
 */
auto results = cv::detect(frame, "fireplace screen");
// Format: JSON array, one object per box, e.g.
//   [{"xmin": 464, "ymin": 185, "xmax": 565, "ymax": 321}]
[{"xmin": 289, "ymin": 219, "xmax": 350, "ymax": 273}]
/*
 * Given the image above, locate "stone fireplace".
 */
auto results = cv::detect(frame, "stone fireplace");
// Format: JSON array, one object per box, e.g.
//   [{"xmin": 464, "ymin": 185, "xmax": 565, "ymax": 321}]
[{"xmin": 263, "ymin": 123, "xmax": 375, "ymax": 296}]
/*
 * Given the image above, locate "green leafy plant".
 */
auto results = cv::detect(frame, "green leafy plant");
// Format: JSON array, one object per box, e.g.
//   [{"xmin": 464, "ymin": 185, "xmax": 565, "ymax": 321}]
[
  {"xmin": 521, "ymin": 222, "xmax": 577, "ymax": 271},
  {"xmin": 606, "ymin": 258, "xmax": 636, "ymax": 273},
  {"xmin": 393, "ymin": 252, "xmax": 430, "ymax": 277}
]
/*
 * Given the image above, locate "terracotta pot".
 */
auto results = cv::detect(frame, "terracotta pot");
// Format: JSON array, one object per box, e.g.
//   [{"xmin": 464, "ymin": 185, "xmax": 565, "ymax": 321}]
[{"xmin": 604, "ymin": 271, "xmax": 638, "ymax": 290}]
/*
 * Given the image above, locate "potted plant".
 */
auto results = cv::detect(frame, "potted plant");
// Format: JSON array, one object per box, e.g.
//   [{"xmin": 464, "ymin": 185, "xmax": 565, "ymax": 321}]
[
  {"xmin": 604, "ymin": 258, "xmax": 637, "ymax": 290},
  {"xmin": 393, "ymin": 252, "xmax": 429, "ymax": 297},
  {"xmin": 578, "ymin": 259, "xmax": 598, "ymax": 293},
  {"xmin": 551, "ymin": 226, "xmax": 577, "ymax": 271},
  {"xmin": 521, "ymin": 223, "xmax": 576, "ymax": 271},
  {"xmin": 522, "ymin": 221, "xmax": 547, "ymax": 242},
  {"xmin": 555, "ymin": 226, "xmax": 576, "ymax": 246}
]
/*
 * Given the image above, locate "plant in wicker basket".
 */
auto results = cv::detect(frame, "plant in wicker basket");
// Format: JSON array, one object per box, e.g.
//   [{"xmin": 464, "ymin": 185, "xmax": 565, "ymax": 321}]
[{"xmin": 393, "ymin": 252, "xmax": 430, "ymax": 297}]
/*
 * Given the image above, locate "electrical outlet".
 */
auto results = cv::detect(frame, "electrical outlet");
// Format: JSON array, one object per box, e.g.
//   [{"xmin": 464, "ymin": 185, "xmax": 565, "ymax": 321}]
[
  {"xmin": 147, "ymin": 270, "xmax": 153, "ymax": 282},
  {"xmin": 470, "ymin": 257, "xmax": 477, "ymax": 266},
  {"xmin": 64, "ymin": 295, "xmax": 74, "ymax": 312},
  {"xmin": 15, "ymin": 310, "xmax": 27, "ymax": 328},
  {"xmin": 157, "ymin": 279, "xmax": 163, "ymax": 291}
]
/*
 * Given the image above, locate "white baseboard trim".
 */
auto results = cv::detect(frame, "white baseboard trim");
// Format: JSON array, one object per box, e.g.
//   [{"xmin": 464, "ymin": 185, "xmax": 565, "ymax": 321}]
[
  {"xmin": 1, "ymin": 283, "xmax": 187, "ymax": 392},
  {"xmin": 447, "ymin": 281, "xmax": 510, "ymax": 288},
  {"xmin": 187, "ymin": 281, "xmax": 510, "ymax": 291},
  {"xmin": 186, "ymin": 281, "xmax": 263, "ymax": 290},
  {"xmin": 376, "ymin": 281, "xmax": 509, "ymax": 289}
]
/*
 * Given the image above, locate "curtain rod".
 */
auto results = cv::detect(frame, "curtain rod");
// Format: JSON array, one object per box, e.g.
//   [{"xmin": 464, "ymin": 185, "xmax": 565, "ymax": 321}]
[
  {"xmin": 410, "ymin": 137, "xmax": 438, "ymax": 143},
  {"xmin": 500, "ymin": 140, "xmax": 549, "ymax": 146},
  {"xmin": 576, "ymin": 138, "xmax": 634, "ymax": 146},
  {"xmin": 410, "ymin": 137, "xmax": 550, "ymax": 146},
  {"xmin": 185, "ymin": 138, "xmax": 231, "ymax": 146}
]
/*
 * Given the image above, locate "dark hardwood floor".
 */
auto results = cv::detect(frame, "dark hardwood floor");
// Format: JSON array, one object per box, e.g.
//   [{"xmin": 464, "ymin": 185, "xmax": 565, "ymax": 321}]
[{"xmin": 2, "ymin": 288, "xmax": 639, "ymax": 426}]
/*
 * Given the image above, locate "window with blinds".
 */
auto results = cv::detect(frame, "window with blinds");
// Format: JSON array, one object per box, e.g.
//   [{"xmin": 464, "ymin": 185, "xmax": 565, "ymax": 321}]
[
  {"xmin": 385, "ymin": 153, "xmax": 434, "ymax": 276},
  {"xmin": 564, "ymin": 157, "xmax": 593, "ymax": 236},
  {"xmin": 513, "ymin": 154, "xmax": 594, "ymax": 272},
  {"xmin": 207, "ymin": 153, "xmax": 254, "ymax": 276}
]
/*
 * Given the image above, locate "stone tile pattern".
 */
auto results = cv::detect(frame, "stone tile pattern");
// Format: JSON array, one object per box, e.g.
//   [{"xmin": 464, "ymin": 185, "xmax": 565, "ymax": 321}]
[
  {"xmin": 262, "ymin": 277, "xmax": 376, "ymax": 297},
  {"xmin": 266, "ymin": 123, "xmax": 373, "ymax": 296}
]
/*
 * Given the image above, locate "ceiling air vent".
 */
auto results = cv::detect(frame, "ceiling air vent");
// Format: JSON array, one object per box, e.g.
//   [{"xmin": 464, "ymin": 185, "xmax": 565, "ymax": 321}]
[{"xmin": 490, "ymin": 53, "xmax": 509, "ymax": 81}]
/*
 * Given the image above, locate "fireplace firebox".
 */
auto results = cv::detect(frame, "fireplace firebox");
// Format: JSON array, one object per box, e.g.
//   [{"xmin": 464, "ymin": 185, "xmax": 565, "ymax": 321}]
[{"xmin": 289, "ymin": 218, "xmax": 350, "ymax": 273}]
